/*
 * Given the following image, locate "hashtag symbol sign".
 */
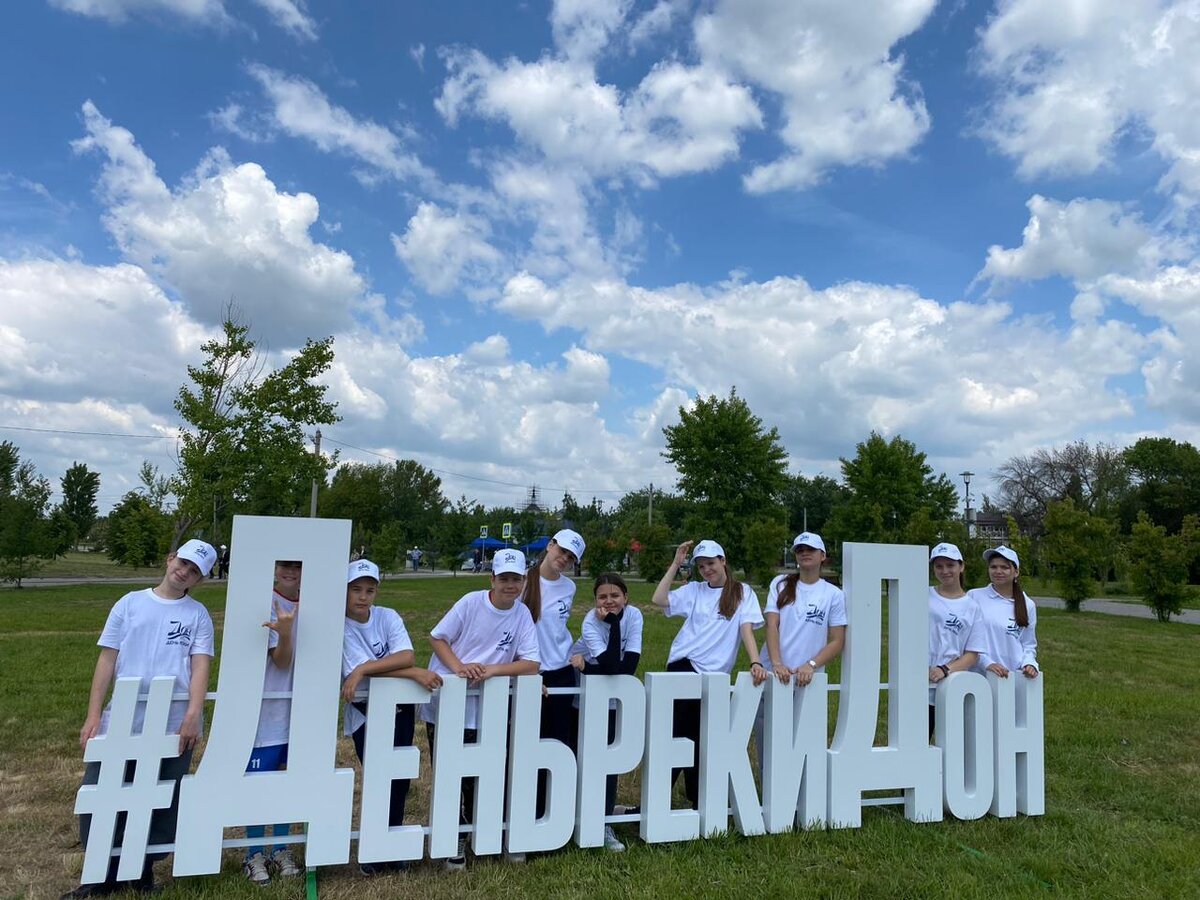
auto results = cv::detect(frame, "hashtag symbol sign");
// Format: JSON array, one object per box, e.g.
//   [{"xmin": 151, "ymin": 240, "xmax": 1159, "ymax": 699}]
[{"xmin": 74, "ymin": 677, "xmax": 182, "ymax": 883}]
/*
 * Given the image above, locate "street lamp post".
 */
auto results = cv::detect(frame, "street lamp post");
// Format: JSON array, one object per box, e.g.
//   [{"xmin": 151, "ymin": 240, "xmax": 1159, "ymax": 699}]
[{"xmin": 960, "ymin": 470, "xmax": 975, "ymax": 537}]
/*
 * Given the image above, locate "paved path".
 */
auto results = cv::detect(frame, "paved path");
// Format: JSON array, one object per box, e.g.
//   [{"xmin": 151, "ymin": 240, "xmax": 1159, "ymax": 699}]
[{"xmin": 1035, "ymin": 595, "xmax": 1200, "ymax": 625}]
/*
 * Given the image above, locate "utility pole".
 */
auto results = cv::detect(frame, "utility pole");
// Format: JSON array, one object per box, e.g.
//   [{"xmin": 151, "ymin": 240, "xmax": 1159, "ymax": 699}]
[
  {"xmin": 648, "ymin": 482, "xmax": 654, "ymax": 525},
  {"xmin": 309, "ymin": 429, "xmax": 322, "ymax": 518}
]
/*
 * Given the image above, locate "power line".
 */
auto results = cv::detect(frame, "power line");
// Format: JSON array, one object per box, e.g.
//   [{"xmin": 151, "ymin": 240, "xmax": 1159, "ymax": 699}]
[{"xmin": 0, "ymin": 424, "xmax": 172, "ymax": 440}]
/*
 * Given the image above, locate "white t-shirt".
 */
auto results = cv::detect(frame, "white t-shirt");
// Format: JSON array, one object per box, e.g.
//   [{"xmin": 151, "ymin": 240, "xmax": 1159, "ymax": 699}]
[
  {"xmin": 421, "ymin": 590, "xmax": 540, "ymax": 729},
  {"xmin": 571, "ymin": 605, "xmax": 645, "ymax": 710},
  {"xmin": 927, "ymin": 587, "xmax": 986, "ymax": 703},
  {"xmin": 97, "ymin": 588, "xmax": 215, "ymax": 736},
  {"xmin": 254, "ymin": 592, "xmax": 298, "ymax": 748},
  {"xmin": 966, "ymin": 586, "xmax": 1040, "ymax": 674},
  {"xmin": 534, "ymin": 573, "xmax": 577, "ymax": 671},
  {"xmin": 759, "ymin": 575, "xmax": 847, "ymax": 671},
  {"xmin": 666, "ymin": 580, "xmax": 763, "ymax": 674},
  {"xmin": 341, "ymin": 606, "xmax": 413, "ymax": 735}
]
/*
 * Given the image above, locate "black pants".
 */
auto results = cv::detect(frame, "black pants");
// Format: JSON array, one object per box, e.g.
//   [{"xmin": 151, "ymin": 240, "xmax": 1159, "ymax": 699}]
[
  {"xmin": 536, "ymin": 664, "xmax": 579, "ymax": 819},
  {"xmin": 667, "ymin": 657, "xmax": 701, "ymax": 809},
  {"xmin": 77, "ymin": 747, "xmax": 194, "ymax": 885},
  {"xmin": 605, "ymin": 708, "xmax": 619, "ymax": 816},
  {"xmin": 351, "ymin": 703, "xmax": 415, "ymax": 828},
  {"xmin": 425, "ymin": 723, "xmax": 479, "ymax": 827}
]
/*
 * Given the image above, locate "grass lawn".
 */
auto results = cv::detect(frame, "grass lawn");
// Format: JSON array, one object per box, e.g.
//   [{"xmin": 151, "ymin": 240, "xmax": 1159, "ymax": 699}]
[{"xmin": 2, "ymin": 576, "xmax": 1198, "ymax": 899}]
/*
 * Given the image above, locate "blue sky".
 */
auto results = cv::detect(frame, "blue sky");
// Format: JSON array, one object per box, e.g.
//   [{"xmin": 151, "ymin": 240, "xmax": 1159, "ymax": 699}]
[{"xmin": 2, "ymin": 0, "xmax": 1198, "ymax": 514}]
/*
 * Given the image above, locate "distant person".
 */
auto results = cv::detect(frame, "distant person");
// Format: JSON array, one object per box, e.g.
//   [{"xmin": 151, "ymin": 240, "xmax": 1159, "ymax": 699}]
[
  {"xmin": 926, "ymin": 543, "xmax": 984, "ymax": 736},
  {"xmin": 969, "ymin": 546, "xmax": 1040, "ymax": 681},
  {"xmin": 218, "ymin": 544, "xmax": 230, "ymax": 579},
  {"xmin": 62, "ymin": 540, "xmax": 216, "ymax": 898},
  {"xmin": 472, "ymin": 548, "xmax": 483, "ymax": 573}
]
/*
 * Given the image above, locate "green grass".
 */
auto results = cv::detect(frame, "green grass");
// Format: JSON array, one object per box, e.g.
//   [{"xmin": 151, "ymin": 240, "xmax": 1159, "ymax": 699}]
[{"xmin": 3, "ymin": 576, "xmax": 1199, "ymax": 899}]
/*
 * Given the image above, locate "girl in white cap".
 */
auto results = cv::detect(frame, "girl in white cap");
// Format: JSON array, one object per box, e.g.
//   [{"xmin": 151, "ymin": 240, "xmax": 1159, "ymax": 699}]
[
  {"xmin": 521, "ymin": 529, "xmax": 586, "ymax": 821},
  {"xmin": 926, "ymin": 543, "xmax": 985, "ymax": 736},
  {"xmin": 651, "ymin": 539, "xmax": 763, "ymax": 809},
  {"xmin": 422, "ymin": 548, "xmax": 540, "ymax": 869},
  {"xmin": 968, "ymin": 546, "xmax": 1040, "ymax": 680}
]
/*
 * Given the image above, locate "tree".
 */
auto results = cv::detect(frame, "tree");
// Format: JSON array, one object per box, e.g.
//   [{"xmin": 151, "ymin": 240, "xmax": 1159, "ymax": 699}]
[
  {"xmin": 1124, "ymin": 437, "xmax": 1200, "ymax": 535},
  {"xmin": 322, "ymin": 459, "xmax": 447, "ymax": 542},
  {"xmin": 741, "ymin": 517, "xmax": 790, "ymax": 589},
  {"xmin": 106, "ymin": 491, "xmax": 170, "ymax": 568},
  {"xmin": 60, "ymin": 462, "xmax": 100, "ymax": 549},
  {"xmin": 1127, "ymin": 513, "xmax": 1200, "ymax": 622},
  {"xmin": 0, "ymin": 449, "xmax": 54, "ymax": 586},
  {"xmin": 825, "ymin": 432, "xmax": 958, "ymax": 549},
  {"xmin": 781, "ymin": 473, "xmax": 849, "ymax": 538},
  {"xmin": 1042, "ymin": 499, "xmax": 1116, "ymax": 611},
  {"xmin": 662, "ymin": 388, "xmax": 788, "ymax": 561},
  {"xmin": 46, "ymin": 506, "xmax": 78, "ymax": 558},
  {"xmin": 631, "ymin": 521, "xmax": 673, "ymax": 582},
  {"xmin": 997, "ymin": 441, "xmax": 1130, "ymax": 533},
  {"xmin": 173, "ymin": 312, "xmax": 340, "ymax": 543}
]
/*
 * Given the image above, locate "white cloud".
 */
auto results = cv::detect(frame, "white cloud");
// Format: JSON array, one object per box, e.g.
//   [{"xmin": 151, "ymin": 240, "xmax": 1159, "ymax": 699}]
[
  {"xmin": 391, "ymin": 202, "xmax": 504, "ymax": 296},
  {"xmin": 977, "ymin": 0, "xmax": 1200, "ymax": 213},
  {"xmin": 980, "ymin": 194, "xmax": 1180, "ymax": 283},
  {"xmin": 694, "ymin": 0, "xmax": 937, "ymax": 191},
  {"xmin": 247, "ymin": 64, "xmax": 431, "ymax": 183},
  {"xmin": 48, "ymin": 0, "xmax": 230, "ymax": 26},
  {"xmin": 250, "ymin": 0, "xmax": 316, "ymax": 42},
  {"xmin": 74, "ymin": 100, "xmax": 377, "ymax": 342},
  {"xmin": 628, "ymin": 0, "xmax": 690, "ymax": 49},
  {"xmin": 551, "ymin": 0, "xmax": 634, "ymax": 63}
]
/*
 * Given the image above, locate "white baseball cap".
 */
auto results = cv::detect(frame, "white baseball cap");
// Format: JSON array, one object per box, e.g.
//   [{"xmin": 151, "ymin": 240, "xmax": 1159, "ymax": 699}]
[
  {"xmin": 691, "ymin": 539, "xmax": 725, "ymax": 561},
  {"xmin": 175, "ymin": 539, "xmax": 217, "ymax": 577},
  {"xmin": 552, "ymin": 528, "xmax": 586, "ymax": 560},
  {"xmin": 792, "ymin": 532, "xmax": 826, "ymax": 553},
  {"xmin": 347, "ymin": 559, "xmax": 381, "ymax": 583},
  {"xmin": 492, "ymin": 548, "xmax": 527, "ymax": 576},
  {"xmin": 983, "ymin": 545, "xmax": 1020, "ymax": 568},
  {"xmin": 930, "ymin": 542, "xmax": 963, "ymax": 562}
]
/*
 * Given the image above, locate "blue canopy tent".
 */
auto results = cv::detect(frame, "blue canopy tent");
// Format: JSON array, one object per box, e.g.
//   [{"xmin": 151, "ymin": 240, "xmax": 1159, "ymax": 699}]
[
  {"xmin": 520, "ymin": 536, "xmax": 550, "ymax": 554},
  {"xmin": 469, "ymin": 537, "xmax": 508, "ymax": 550}
]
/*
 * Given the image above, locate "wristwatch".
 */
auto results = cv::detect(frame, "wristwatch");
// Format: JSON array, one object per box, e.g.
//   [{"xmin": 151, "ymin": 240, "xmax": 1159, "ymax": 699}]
[{"xmin": 807, "ymin": 659, "xmax": 818, "ymax": 669}]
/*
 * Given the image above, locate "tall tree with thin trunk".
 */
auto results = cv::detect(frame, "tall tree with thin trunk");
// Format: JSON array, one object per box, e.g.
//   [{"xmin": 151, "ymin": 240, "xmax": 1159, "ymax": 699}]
[{"xmin": 60, "ymin": 462, "xmax": 100, "ymax": 549}]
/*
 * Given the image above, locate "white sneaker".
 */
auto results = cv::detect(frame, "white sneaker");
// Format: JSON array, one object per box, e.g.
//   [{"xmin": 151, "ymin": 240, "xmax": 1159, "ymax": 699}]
[
  {"xmin": 243, "ymin": 852, "xmax": 270, "ymax": 885},
  {"xmin": 445, "ymin": 839, "xmax": 467, "ymax": 871},
  {"xmin": 270, "ymin": 848, "xmax": 301, "ymax": 877},
  {"xmin": 603, "ymin": 826, "xmax": 625, "ymax": 852}
]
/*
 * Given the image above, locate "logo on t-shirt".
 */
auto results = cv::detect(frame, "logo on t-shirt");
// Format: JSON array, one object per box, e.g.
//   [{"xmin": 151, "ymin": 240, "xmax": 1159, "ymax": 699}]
[
  {"xmin": 165, "ymin": 621, "xmax": 192, "ymax": 646},
  {"xmin": 1005, "ymin": 618, "xmax": 1023, "ymax": 639},
  {"xmin": 804, "ymin": 603, "xmax": 826, "ymax": 625},
  {"xmin": 371, "ymin": 639, "xmax": 389, "ymax": 659},
  {"xmin": 557, "ymin": 599, "xmax": 569, "ymax": 619},
  {"xmin": 943, "ymin": 613, "xmax": 964, "ymax": 634},
  {"xmin": 496, "ymin": 630, "xmax": 514, "ymax": 652}
]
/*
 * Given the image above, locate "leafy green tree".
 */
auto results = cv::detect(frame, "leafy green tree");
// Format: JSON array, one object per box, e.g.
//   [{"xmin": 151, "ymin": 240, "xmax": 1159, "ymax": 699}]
[
  {"xmin": 1124, "ymin": 437, "xmax": 1200, "ymax": 534},
  {"xmin": 631, "ymin": 521, "xmax": 673, "ymax": 582},
  {"xmin": 433, "ymin": 496, "xmax": 487, "ymax": 574},
  {"xmin": 60, "ymin": 462, "xmax": 100, "ymax": 549},
  {"xmin": 581, "ymin": 521, "xmax": 629, "ymax": 576},
  {"xmin": 1127, "ymin": 513, "xmax": 1200, "ymax": 622},
  {"xmin": 46, "ymin": 506, "xmax": 78, "ymax": 558},
  {"xmin": 741, "ymin": 517, "xmax": 790, "ymax": 589},
  {"xmin": 825, "ymin": 432, "xmax": 958, "ymax": 549},
  {"xmin": 781, "ymin": 473, "xmax": 849, "ymax": 538},
  {"xmin": 0, "ymin": 451, "xmax": 54, "ymax": 586},
  {"xmin": 173, "ymin": 313, "xmax": 340, "ymax": 542},
  {"xmin": 322, "ymin": 459, "xmax": 447, "ymax": 547},
  {"xmin": 662, "ymin": 388, "xmax": 788, "ymax": 560},
  {"xmin": 1043, "ymin": 499, "xmax": 1116, "ymax": 611},
  {"xmin": 997, "ymin": 441, "xmax": 1130, "ymax": 533},
  {"xmin": 106, "ymin": 492, "xmax": 170, "ymax": 568}
]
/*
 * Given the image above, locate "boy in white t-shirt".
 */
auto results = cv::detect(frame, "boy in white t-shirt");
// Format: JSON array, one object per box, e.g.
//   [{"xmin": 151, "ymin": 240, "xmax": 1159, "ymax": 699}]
[
  {"xmin": 62, "ymin": 539, "xmax": 217, "ymax": 900},
  {"xmin": 241, "ymin": 559, "xmax": 302, "ymax": 885},
  {"xmin": 341, "ymin": 559, "xmax": 442, "ymax": 876},
  {"xmin": 422, "ymin": 548, "xmax": 540, "ymax": 870}
]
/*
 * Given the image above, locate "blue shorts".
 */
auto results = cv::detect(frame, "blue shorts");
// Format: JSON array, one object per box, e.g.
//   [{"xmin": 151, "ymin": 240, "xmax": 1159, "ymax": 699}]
[{"xmin": 246, "ymin": 743, "xmax": 289, "ymax": 773}]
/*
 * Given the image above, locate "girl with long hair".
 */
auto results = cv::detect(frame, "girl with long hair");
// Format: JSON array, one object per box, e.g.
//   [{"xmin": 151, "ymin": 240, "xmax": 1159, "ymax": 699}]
[
  {"xmin": 968, "ymin": 546, "xmax": 1040, "ymax": 680},
  {"xmin": 926, "ymin": 542, "xmax": 984, "ymax": 735}
]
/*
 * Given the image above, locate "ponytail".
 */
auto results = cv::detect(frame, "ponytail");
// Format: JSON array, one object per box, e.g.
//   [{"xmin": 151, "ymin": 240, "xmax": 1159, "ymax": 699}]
[
  {"xmin": 522, "ymin": 565, "xmax": 542, "ymax": 623},
  {"xmin": 1012, "ymin": 576, "xmax": 1029, "ymax": 627},
  {"xmin": 717, "ymin": 561, "xmax": 743, "ymax": 619},
  {"xmin": 775, "ymin": 572, "xmax": 801, "ymax": 610}
]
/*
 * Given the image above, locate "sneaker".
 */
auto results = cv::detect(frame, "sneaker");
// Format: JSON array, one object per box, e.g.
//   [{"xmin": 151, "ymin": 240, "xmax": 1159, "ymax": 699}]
[
  {"xmin": 603, "ymin": 826, "xmax": 625, "ymax": 852},
  {"xmin": 270, "ymin": 849, "xmax": 301, "ymax": 877},
  {"xmin": 243, "ymin": 852, "xmax": 270, "ymax": 886},
  {"xmin": 445, "ymin": 838, "xmax": 467, "ymax": 872},
  {"xmin": 503, "ymin": 851, "xmax": 526, "ymax": 864},
  {"xmin": 613, "ymin": 804, "xmax": 640, "ymax": 816},
  {"xmin": 359, "ymin": 860, "xmax": 408, "ymax": 876}
]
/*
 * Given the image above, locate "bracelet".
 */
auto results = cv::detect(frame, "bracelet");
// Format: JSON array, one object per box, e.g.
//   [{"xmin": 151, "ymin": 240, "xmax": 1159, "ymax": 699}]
[
  {"xmin": 750, "ymin": 661, "xmax": 763, "ymax": 668},
  {"xmin": 938, "ymin": 664, "xmax": 950, "ymax": 677}
]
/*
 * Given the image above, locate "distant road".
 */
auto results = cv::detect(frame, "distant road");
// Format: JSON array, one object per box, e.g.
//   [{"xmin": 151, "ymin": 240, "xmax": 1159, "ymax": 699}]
[{"xmin": 1035, "ymin": 595, "xmax": 1200, "ymax": 625}]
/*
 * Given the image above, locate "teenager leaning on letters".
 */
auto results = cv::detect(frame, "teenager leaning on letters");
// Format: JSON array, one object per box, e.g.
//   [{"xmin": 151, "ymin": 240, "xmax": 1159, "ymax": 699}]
[
  {"xmin": 569, "ymin": 572, "xmax": 643, "ymax": 852},
  {"xmin": 522, "ymin": 529, "xmax": 586, "ymax": 821},
  {"xmin": 968, "ymin": 546, "xmax": 1040, "ymax": 680},
  {"xmin": 341, "ymin": 559, "xmax": 442, "ymax": 876},
  {"xmin": 63, "ymin": 539, "xmax": 217, "ymax": 899},
  {"xmin": 751, "ymin": 532, "xmax": 846, "ymax": 767},
  {"xmin": 925, "ymin": 542, "xmax": 985, "ymax": 736},
  {"xmin": 421, "ymin": 548, "xmax": 540, "ymax": 870},
  {"xmin": 651, "ymin": 539, "xmax": 763, "ymax": 809}
]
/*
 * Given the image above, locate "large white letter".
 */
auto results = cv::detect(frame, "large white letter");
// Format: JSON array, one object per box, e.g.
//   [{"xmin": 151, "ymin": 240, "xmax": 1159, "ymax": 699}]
[
  {"xmin": 174, "ymin": 516, "xmax": 355, "ymax": 874},
  {"xmin": 575, "ymin": 675, "xmax": 645, "ymax": 848},
  {"xmin": 762, "ymin": 674, "xmax": 828, "ymax": 832},
  {"xmin": 935, "ymin": 671, "xmax": 994, "ymax": 820},
  {"xmin": 991, "ymin": 672, "xmax": 1045, "ymax": 817},
  {"xmin": 428, "ymin": 677, "xmax": 510, "ymax": 858},
  {"xmin": 699, "ymin": 672, "xmax": 764, "ymax": 837},
  {"xmin": 506, "ymin": 675, "xmax": 576, "ymax": 853},
  {"xmin": 639, "ymin": 672, "xmax": 700, "ymax": 843},
  {"xmin": 827, "ymin": 543, "xmax": 941, "ymax": 827},
  {"xmin": 357, "ymin": 679, "xmax": 430, "ymax": 864}
]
